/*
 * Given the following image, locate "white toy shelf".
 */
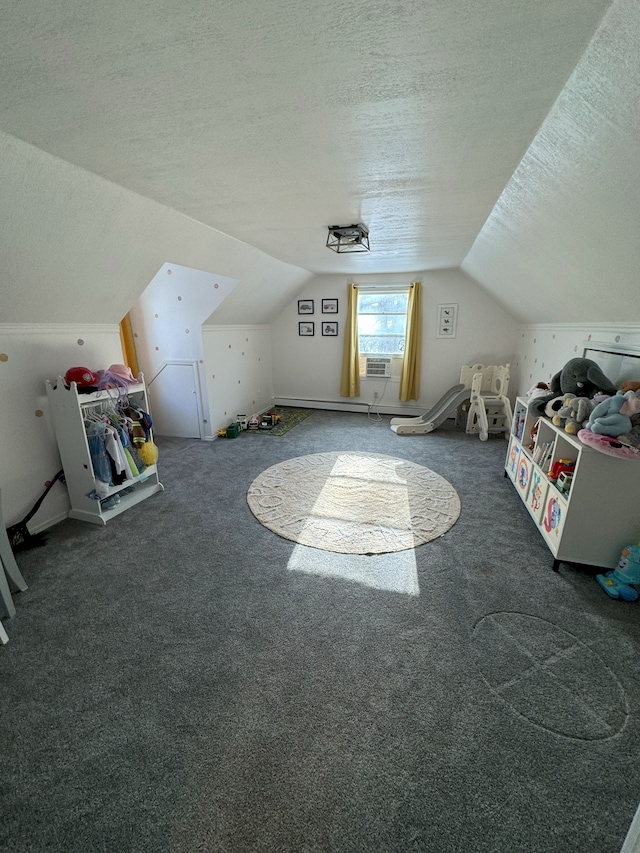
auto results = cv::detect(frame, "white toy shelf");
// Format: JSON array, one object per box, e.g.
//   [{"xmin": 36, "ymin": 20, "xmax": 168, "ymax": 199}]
[{"xmin": 506, "ymin": 396, "xmax": 640, "ymax": 570}]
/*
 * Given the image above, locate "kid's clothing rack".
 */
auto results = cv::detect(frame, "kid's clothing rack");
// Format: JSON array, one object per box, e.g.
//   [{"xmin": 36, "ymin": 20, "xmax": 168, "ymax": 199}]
[{"xmin": 45, "ymin": 375, "xmax": 164, "ymax": 525}]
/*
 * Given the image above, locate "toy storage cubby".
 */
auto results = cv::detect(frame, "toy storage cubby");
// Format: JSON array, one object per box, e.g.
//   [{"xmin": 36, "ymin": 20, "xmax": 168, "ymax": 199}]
[
  {"xmin": 506, "ymin": 396, "xmax": 640, "ymax": 570},
  {"xmin": 45, "ymin": 376, "xmax": 164, "ymax": 525}
]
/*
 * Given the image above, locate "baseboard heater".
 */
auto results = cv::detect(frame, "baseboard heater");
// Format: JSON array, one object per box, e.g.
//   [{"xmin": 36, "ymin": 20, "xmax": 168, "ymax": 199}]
[{"xmin": 273, "ymin": 397, "xmax": 424, "ymax": 416}]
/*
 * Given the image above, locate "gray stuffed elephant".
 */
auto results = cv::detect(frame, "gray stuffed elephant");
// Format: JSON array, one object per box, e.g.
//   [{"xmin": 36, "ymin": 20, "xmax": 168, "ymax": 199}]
[{"xmin": 528, "ymin": 357, "xmax": 618, "ymax": 417}]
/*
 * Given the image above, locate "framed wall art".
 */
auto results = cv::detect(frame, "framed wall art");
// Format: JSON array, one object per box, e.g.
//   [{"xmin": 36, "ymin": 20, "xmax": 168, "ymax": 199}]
[
  {"xmin": 322, "ymin": 321, "xmax": 338, "ymax": 336},
  {"xmin": 322, "ymin": 299, "xmax": 338, "ymax": 314},
  {"xmin": 436, "ymin": 303, "xmax": 458, "ymax": 338},
  {"xmin": 298, "ymin": 299, "xmax": 314, "ymax": 315},
  {"xmin": 299, "ymin": 321, "xmax": 315, "ymax": 336}
]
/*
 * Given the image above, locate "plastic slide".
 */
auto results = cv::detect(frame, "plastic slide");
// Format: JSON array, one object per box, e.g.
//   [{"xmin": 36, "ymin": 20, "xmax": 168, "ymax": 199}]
[{"xmin": 390, "ymin": 383, "xmax": 469, "ymax": 435}]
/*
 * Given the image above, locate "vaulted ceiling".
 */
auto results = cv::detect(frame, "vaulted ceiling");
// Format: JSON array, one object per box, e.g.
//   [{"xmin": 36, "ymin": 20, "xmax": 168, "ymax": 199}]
[{"xmin": 2, "ymin": 0, "xmax": 639, "ymax": 325}]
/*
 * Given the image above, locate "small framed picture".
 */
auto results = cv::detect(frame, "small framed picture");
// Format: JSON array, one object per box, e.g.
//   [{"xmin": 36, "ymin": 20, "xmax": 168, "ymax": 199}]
[
  {"xmin": 322, "ymin": 298, "xmax": 338, "ymax": 314},
  {"xmin": 298, "ymin": 299, "xmax": 314, "ymax": 315},
  {"xmin": 322, "ymin": 321, "xmax": 338, "ymax": 336},
  {"xmin": 299, "ymin": 321, "xmax": 315, "ymax": 336},
  {"xmin": 436, "ymin": 303, "xmax": 458, "ymax": 338}
]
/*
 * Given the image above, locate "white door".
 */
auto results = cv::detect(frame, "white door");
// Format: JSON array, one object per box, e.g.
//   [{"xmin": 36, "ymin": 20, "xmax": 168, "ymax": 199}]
[{"xmin": 147, "ymin": 361, "xmax": 203, "ymax": 438}]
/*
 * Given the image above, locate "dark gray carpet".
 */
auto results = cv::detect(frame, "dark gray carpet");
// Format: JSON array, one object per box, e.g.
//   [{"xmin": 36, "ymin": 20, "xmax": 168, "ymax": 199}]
[{"xmin": 2, "ymin": 411, "xmax": 639, "ymax": 852}]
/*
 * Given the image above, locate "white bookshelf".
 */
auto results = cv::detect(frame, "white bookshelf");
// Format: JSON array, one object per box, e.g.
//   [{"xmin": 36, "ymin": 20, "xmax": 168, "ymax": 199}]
[{"xmin": 506, "ymin": 397, "xmax": 640, "ymax": 570}]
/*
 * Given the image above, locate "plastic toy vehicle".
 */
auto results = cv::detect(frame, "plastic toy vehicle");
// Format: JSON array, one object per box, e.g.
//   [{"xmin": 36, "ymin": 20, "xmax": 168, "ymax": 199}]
[{"xmin": 596, "ymin": 543, "xmax": 640, "ymax": 601}]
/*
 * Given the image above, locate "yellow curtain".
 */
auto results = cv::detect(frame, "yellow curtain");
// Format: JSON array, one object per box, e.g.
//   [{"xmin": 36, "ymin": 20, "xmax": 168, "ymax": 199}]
[
  {"xmin": 340, "ymin": 282, "xmax": 361, "ymax": 398},
  {"xmin": 399, "ymin": 282, "xmax": 422, "ymax": 402},
  {"xmin": 119, "ymin": 313, "xmax": 140, "ymax": 379}
]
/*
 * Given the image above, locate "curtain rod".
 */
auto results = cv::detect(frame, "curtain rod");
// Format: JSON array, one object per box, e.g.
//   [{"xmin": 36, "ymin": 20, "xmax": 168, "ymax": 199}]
[{"xmin": 351, "ymin": 283, "xmax": 417, "ymax": 293}]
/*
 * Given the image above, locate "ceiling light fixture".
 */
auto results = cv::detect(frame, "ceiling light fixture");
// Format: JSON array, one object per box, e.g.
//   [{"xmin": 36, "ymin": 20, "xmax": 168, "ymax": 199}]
[{"xmin": 326, "ymin": 224, "xmax": 370, "ymax": 253}]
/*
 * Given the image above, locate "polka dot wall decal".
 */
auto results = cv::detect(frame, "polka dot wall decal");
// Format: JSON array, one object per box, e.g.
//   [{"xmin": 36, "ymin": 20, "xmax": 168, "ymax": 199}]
[
  {"xmin": 155, "ymin": 346, "xmax": 159, "ymax": 351},
  {"xmin": 178, "ymin": 296, "xmax": 182, "ymax": 301},
  {"xmin": 588, "ymin": 334, "xmax": 592, "ymax": 340},
  {"xmin": 35, "ymin": 410, "xmax": 43, "ymax": 417},
  {"xmin": 167, "ymin": 269, "xmax": 172, "ymax": 275},
  {"xmin": 155, "ymin": 313, "xmax": 159, "ymax": 318},
  {"xmin": 134, "ymin": 333, "xmax": 138, "ymax": 338},
  {"xmin": 228, "ymin": 344, "xmax": 231, "ymax": 348},
  {"xmin": 185, "ymin": 329, "xmax": 190, "ymax": 334},
  {"xmin": 616, "ymin": 335, "xmax": 621, "ymax": 343},
  {"xmin": 0, "ymin": 353, "xmax": 8, "ymax": 362},
  {"xmin": 77, "ymin": 339, "xmax": 84, "ymax": 346},
  {"xmin": 214, "ymin": 283, "xmax": 219, "ymax": 289}
]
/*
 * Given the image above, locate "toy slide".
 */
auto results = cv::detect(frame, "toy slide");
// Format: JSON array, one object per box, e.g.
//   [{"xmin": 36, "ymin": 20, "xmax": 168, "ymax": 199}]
[{"xmin": 390, "ymin": 384, "xmax": 468, "ymax": 435}]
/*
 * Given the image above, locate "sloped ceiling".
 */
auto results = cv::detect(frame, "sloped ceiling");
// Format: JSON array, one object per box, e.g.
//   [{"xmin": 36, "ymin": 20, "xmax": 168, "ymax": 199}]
[
  {"xmin": 464, "ymin": 0, "xmax": 640, "ymax": 323},
  {"xmin": 3, "ymin": 0, "xmax": 637, "ymax": 326}
]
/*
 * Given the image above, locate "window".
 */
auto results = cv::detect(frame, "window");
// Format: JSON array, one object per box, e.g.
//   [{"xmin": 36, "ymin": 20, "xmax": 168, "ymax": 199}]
[{"xmin": 357, "ymin": 291, "xmax": 408, "ymax": 356}]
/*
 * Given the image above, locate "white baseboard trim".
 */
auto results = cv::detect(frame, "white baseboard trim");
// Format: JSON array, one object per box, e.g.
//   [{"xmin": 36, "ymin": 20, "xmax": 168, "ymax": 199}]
[{"xmin": 29, "ymin": 510, "xmax": 69, "ymax": 535}]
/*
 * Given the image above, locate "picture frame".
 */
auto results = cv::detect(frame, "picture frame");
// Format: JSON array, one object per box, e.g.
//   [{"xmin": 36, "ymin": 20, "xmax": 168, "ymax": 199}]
[
  {"xmin": 322, "ymin": 298, "xmax": 338, "ymax": 314},
  {"xmin": 298, "ymin": 299, "xmax": 314, "ymax": 315},
  {"xmin": 298, "ymin": 321, "xmax": 315, "ymax": 336},
  {"xmin": 322, "ymin": 321, "xmax": 338, "ymax": 336},
  {"xmin": 436, "ymin": 303, "xmax": 458, "ymax": 338}
]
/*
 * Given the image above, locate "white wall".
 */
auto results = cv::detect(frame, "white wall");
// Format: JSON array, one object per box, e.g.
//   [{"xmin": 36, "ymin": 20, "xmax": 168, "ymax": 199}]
[
  {"xmin": 513, "ymin": 322, "xmax": 640, "ymax": 397},
  {"xmin": 271, "ymin": 269, "xmax": 520, "ymax": 414},
  {"xmin": 129, "ymin": 262, "xmax": 238, "ymax": 439},
  {"xmin": 463, "ymin": 0, "xmax": 640, "ymax": 325},
  {"xmin": 0, "ymin": 130, "xmax": 312, "ymax": 327},
  {"xmin": 201, "ymin": 326, "xmax": 274, "ymax": 434},
  {"xmin": 0, "ymin": 324, "xmax": 122, "ymax": 527}
]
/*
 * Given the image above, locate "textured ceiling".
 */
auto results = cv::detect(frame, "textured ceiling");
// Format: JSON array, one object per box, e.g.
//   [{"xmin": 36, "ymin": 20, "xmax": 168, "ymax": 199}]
[{"xmin": 0, "ymin": 0, "xmax": 611, "ymax": 278}]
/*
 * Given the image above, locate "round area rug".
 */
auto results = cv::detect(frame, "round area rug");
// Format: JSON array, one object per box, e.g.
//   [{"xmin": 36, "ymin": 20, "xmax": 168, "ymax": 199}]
[{"xmin": 246, "ymin": 451, "xmax": 460, "ymax": 554}]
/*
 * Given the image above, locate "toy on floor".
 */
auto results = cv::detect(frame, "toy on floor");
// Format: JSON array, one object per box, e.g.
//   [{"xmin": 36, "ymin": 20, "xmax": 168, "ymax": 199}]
[{"xmin": 596, "ymin": 543, "xmax": 640, "ymax": 601}]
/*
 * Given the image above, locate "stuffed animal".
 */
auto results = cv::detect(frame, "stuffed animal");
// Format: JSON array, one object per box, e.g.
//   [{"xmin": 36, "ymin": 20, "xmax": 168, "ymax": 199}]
[
  {"xmin": 556, "ymin": 395, "xmax": 595, "ymax": 435},
  {"xmin": 528, "ymin": 357, "xmax": 618, "ymax": 417},
  {"xmin": 619, "ymin": 380, "xmax": 640, "ymax": 394},
  {"xmin": 526, "ymin": 381, "xmax": 551, "ymax": 401},
  {"xmin": 551, "ymin": 393, "xmax": 575, "ymax": 429},
  {"xmin": 544, "ymin": 395, "xmax": 566, "ymax": 421},
  {"xmin": 586, "ymin": 391, "xmax": 635, "ymax": 437},
  {"xmin": 617, "ymin": 390, "xmax": 640, "ymax": 449}
]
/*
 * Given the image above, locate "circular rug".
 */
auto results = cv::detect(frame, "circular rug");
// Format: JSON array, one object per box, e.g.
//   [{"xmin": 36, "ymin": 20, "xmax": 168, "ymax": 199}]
[{"xmin": 246, "ymin": 451, "xmax": 460, "ymax": 554}]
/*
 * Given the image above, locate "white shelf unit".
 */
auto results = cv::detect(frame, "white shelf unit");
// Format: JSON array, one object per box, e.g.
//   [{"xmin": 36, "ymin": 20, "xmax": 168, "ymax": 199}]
[
  {"xmin": 506, "ymin": 396, "xmax": 640, "ymax": 570},
  {"xmin": 45, "ymin": 377, "xmax": 164, "ymax": 526}
]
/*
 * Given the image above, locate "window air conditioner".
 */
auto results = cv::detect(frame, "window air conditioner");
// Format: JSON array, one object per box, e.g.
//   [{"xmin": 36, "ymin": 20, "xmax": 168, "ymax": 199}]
[{"xmin": 365, "ymin": 357, "xmax": 391, "ymax": 378}]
